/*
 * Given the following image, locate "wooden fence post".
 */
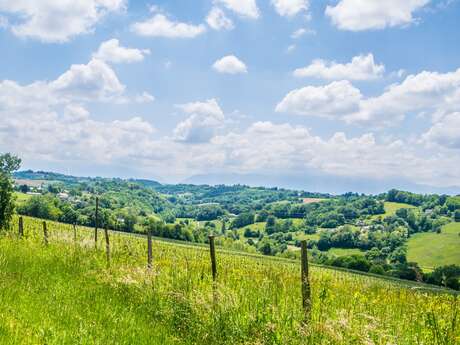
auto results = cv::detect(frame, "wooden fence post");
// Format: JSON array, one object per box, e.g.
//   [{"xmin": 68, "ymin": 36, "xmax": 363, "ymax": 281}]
[
  {"xmin": 104, "ymin": 227, "xmax": 110, "ymax": 268},
  {"xmin": 301, "ymin": 240, "xmax": 311, "ymax": 317},
  {"xmin": 43, "ymin": 221, "xmax": 48, "ymax": 246},
  {"xmin": 147, "ymin": 229, "xmax": 153, "ymax": 269},
  {"xmin": 94, "ymin": 197, "xmax": 99, "ymax": 247},
  {"xmin": 18, "ymin": 216, "xmax": 24, "ymax": 238},
  {"xmin": 73, "ymin": 223, "xmax": 77, "ymax": 243},
  {"xmin": 209, "ymin": 235, "xmax": 217, "ymax": 281}
]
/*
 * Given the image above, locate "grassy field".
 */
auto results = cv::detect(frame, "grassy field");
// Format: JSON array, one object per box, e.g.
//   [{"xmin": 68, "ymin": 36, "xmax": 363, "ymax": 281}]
[
  {"xmin": 371, "ymin": 201, "xmax": 416, "ymax": 219},
  {"xmin": 301, "ymin": 198, "xmax": 326, "ymax": 204},
  {"xmin": 238, "ymin": 221, "xmax": 267, "ymax": 232},
  {"xmin": 327, "ymin": 248, "xmax": 365, "ymax": 257},
  {"xmin": 13, "ymin": 192, "xmax": 32, "ymax": 206},
  {"xmin": 0, "ymin": 216, "xmax": 458, "ymax": 344},
  {"xmin": 294, "ymin": 232, "xmax": 320, "ymax": 241},
  {"xmin": 407, "ymin": 222, "xmax": 460, "ymax": 270}
]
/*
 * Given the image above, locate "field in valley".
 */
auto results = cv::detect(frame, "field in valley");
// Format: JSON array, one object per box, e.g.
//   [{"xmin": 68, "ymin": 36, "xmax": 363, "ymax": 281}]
[
  {"xmin": 407, "ymin": 222, "xmax": 460, "ymax": 270},
  {"xmin": 371, "ymin": 201, "xmax": 417, "ymax": 219},
  {"xmin": 0, "ymin": 216, "xmax": 458, "ymax": 345}
]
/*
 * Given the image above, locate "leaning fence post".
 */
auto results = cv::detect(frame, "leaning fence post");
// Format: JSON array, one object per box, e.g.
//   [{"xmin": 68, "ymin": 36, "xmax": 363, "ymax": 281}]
[
  {"xmin": 104, "ymin": 227, "xmax": 110, "ymax": 268},
  {"xmin": 43, "ymin": 221, "xmax": 48, "ymax": 246},
  {"xmin": 301, "ymin": 240, "xmax": 311, "ymax": 318},
  {"xmin": 18, "ymin": 216, "xmax": 24, "ymax": 238},
  {"xmin": 147, "ymin": 229, "xmax": 153, "ymax": 269},
  {"xmin": 94, "ymin": 197, "xmax": 99, "ymax": 247},
  {"xmin": 209, "ymin": 235, "xmax": 217, "ymax": 281}
]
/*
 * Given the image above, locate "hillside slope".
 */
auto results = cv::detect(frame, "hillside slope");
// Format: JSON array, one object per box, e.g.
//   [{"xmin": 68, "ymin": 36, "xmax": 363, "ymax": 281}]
[
  {"xmin": 408, "ymin": 222, "xmax": 460, "ymax": 270},
  {"xmin": 0, "ymin": 216, "xmax": 458, "ymax": 345}
]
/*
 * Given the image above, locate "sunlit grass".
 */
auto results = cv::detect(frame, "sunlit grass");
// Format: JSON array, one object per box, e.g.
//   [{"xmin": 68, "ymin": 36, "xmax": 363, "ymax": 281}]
[
  {"xmin": 408, "ymin": 222, "xmax": 460, "ymax": 270},
  {"xmin": 13, "ymin": 192, "xmax": 31, "ymax": 206},
  {"xmin": 0, "ymin": 216, "xmax": 458, "ymax": 344},
  {"xmin": 327, "ymin": 248, "xmax": 365, "ymax": 257}
]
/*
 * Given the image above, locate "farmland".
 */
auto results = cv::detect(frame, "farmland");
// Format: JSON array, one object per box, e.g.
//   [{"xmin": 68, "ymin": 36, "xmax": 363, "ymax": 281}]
[
  {"xmin": 0, "ymin": 216, "xmax": 458, "ymax": 344},
  {"xmin": 408, "ymin": 222, "xmax": 460, "ymax": 270}
]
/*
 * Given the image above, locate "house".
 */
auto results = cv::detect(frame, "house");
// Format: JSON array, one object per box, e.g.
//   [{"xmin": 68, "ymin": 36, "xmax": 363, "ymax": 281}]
[{"xmin": 57, "ymin": 192, "xmax": 70, "ymax": 200}]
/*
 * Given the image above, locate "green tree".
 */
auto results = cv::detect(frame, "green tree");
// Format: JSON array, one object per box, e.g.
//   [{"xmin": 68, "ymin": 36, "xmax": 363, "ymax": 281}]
[
  {"xmin": 18, "ymin": 196, "xmax": 62, "ymax": 220},
  {"xmin": 221, "ymin": 219, "xmax": 226, "ymax": 234},
  {"xmin": 454, "ymin": 210, "xmax": 460, "ymax": 222},
  {"xmin": 0, "ymin": 153, "xmax": 21, "ymax": 230},
  {"xmin": 19, "ymin": 184, "xmax": 29, "ymax": 193},
  {"xmin": 231, "ymin": 212, "xmax": 255, "ymax": 229}
]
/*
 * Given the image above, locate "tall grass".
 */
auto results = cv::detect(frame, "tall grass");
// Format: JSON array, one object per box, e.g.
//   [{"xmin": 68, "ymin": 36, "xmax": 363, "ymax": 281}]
[{"xmin": 0, "ymin": 216, "xmax": 458, "ymax": 344}]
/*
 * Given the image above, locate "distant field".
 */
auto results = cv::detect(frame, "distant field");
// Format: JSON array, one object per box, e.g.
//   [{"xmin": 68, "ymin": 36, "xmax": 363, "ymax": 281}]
[
  {"xmin": 237, "ymin": 218, "xmax": 305, "ymax": 236},
  {"xmin": 301, "ymin": 198, "xmax": 325, "ymax": 204},
  {"xmin": 327, "ymin": 248, "xmax": 365, "ymax": 257},
  {"xmin": 371, "ymin": 201, "xmax": 416, "ymax": 219},
  {"xmin": 294, "ymin": 232, "xmax": 320, "ymax": 241},
  {"xmin": 383, "ymin": 201, "xmax": 416, "ymax": 216},
  {"xmin": 407, "ymin": 222, "xmax": 460, "ymax": 270},
  {"xmin": 14, "ymin": 192, "xmax": 32, "ymax": 206},
  {"xmin": 237, "ymin": 222, "xmax": 266, "ymax": 236},
  {"xmin": 13, "ymin": 179, "xmax": 47, "ymax": 187}
]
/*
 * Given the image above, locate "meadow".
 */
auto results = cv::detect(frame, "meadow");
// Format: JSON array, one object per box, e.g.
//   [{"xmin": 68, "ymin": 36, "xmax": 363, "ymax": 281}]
[
  {"xmin": 407, "ymin": 222, "xmax": 460, "ymax": 270},
  {"xmin": 0, "ymin": 216, "xmax": 458, "ymax": 345},
  {"xmin": 13, "ymin": 192, "xmax": 31, "ymax": 206},
  {"xmin": 371, "ymin": 201, "xmax": 416, "ymax": 219}
]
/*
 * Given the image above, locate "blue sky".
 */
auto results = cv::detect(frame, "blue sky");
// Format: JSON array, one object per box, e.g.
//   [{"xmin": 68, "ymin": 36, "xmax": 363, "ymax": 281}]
[{"xmin": 1, "ymin": 0, "xmax": 460, "ymax": 193}]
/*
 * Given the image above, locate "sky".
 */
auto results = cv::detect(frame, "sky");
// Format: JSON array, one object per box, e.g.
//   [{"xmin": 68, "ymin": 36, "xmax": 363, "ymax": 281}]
[{"xmin": 0, "ymin": 0, "xmax": 460, "ymax": 194}]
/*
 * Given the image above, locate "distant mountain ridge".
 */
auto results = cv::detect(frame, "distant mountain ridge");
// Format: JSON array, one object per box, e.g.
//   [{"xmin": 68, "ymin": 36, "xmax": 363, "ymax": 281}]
[
  {"xmin": 14, "ymin": 170, "xmax": 163, "ymax": 188},
  {"xmin": 184, "ymin": 172, "xmax": 460, "ymax": 196},
  {"xmin": 13, "ymin": 169, "xmax": 460, "ymax": 196}
]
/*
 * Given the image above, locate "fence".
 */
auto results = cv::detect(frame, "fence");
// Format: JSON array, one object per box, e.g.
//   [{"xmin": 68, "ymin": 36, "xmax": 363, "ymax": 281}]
[{"xmin": 14, "ymin": 215, "xmax": 313, "ymax": 316}]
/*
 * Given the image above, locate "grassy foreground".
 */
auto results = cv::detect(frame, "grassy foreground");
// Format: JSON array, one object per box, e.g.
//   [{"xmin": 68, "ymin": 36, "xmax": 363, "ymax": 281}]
[
  {"xmin": 0, "ymin": 217, "xmax": 458, "ymax": 345},
  {"xmin": 407, "ymin": 222, "xmax": 460, "ymax": 270}
]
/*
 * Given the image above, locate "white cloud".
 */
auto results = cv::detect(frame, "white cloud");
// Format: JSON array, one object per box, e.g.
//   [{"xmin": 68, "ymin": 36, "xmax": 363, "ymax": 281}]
[
  {"xmin": 212, "ymin": 55, "xmax": 248, "ymax": 74},
  {"xmin": 134, "ymin": 92, "xmax": 155, "ymax": 103},
  {"xmin": 326, "ymin": 0, "xmax": 430, "ymax": 31},
  {"xmin": 279, "ymin": 67, "xmax": 460, "ymax": 127},
  {"xmin": 215, "ymin": 0, "xmax": 260, "ymax": 19},
  {"xmin": 93, "ymin": 39, "xmax": 150, "ymax": 64},
  {"xmin": 0, "ymin": 55, "xmax": 141, "ymax": 112},
  {"xmin": 1, "ymin": 72, "xmax": 459, "ymax": 187},
  {"xmin": 211, "ymin": 121, "xmax": 460, "ymax": 187},
  {"xmin": 173, "ymin": 99, "xmax": 225, "ymax": 143},
  {"xmin": 286, "ymin": 44, "xmax": 296, "ymax": 53},
  {"xmin": 0, "ymin": 15, "xmax": 8, "ymax": 28},
  {"xmin": 206, "ymin": 7, "xmax": 234, "ymax": 30},
  {"xmin": 177, "ymin": 98, "xmax": 225, "ymax": 118},
  {"xmin": 131, "ymin": 13, "xmax": 206, "ymax": 38},
  {"xmin": 50, "ymin": 58, "xmax": 125, "ymax": 101},
  {"xmin": 293, "ymin": 53, "xmax": 385, "ymax": 80},
  {"xmin": 348, "ymin": 68, "xmax": 460, "ymax": 125},
  {"xmin": 291, "ymin": 27, "xmax": 315, "ymax": 39},
  {"xmin": 423, "ymin": 112, "xmax": 460, "ymax": 149},
  {"xmin": 0, "ymin": 0, "xmax": 125, "ymax": 42},
  {"xmin": 275, "ymin": 80, "xmax": 362, "ymax": 118},
  {"xmin": 63, "ymin": 104, "xmax": 90, "ymax": 123},
  {"xmin": 272, "ymin": 0, "xmax": 309, "ymax": 17},
  {"xmin": 0, "ymin": 81, "xmax": 158, "ymax": 167}
]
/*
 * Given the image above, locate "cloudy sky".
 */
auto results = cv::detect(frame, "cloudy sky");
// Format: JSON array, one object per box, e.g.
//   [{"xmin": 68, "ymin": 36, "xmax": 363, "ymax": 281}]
[{"xmin": 1, "ymin": 0, "xmax": 459, "ymax": 193}]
